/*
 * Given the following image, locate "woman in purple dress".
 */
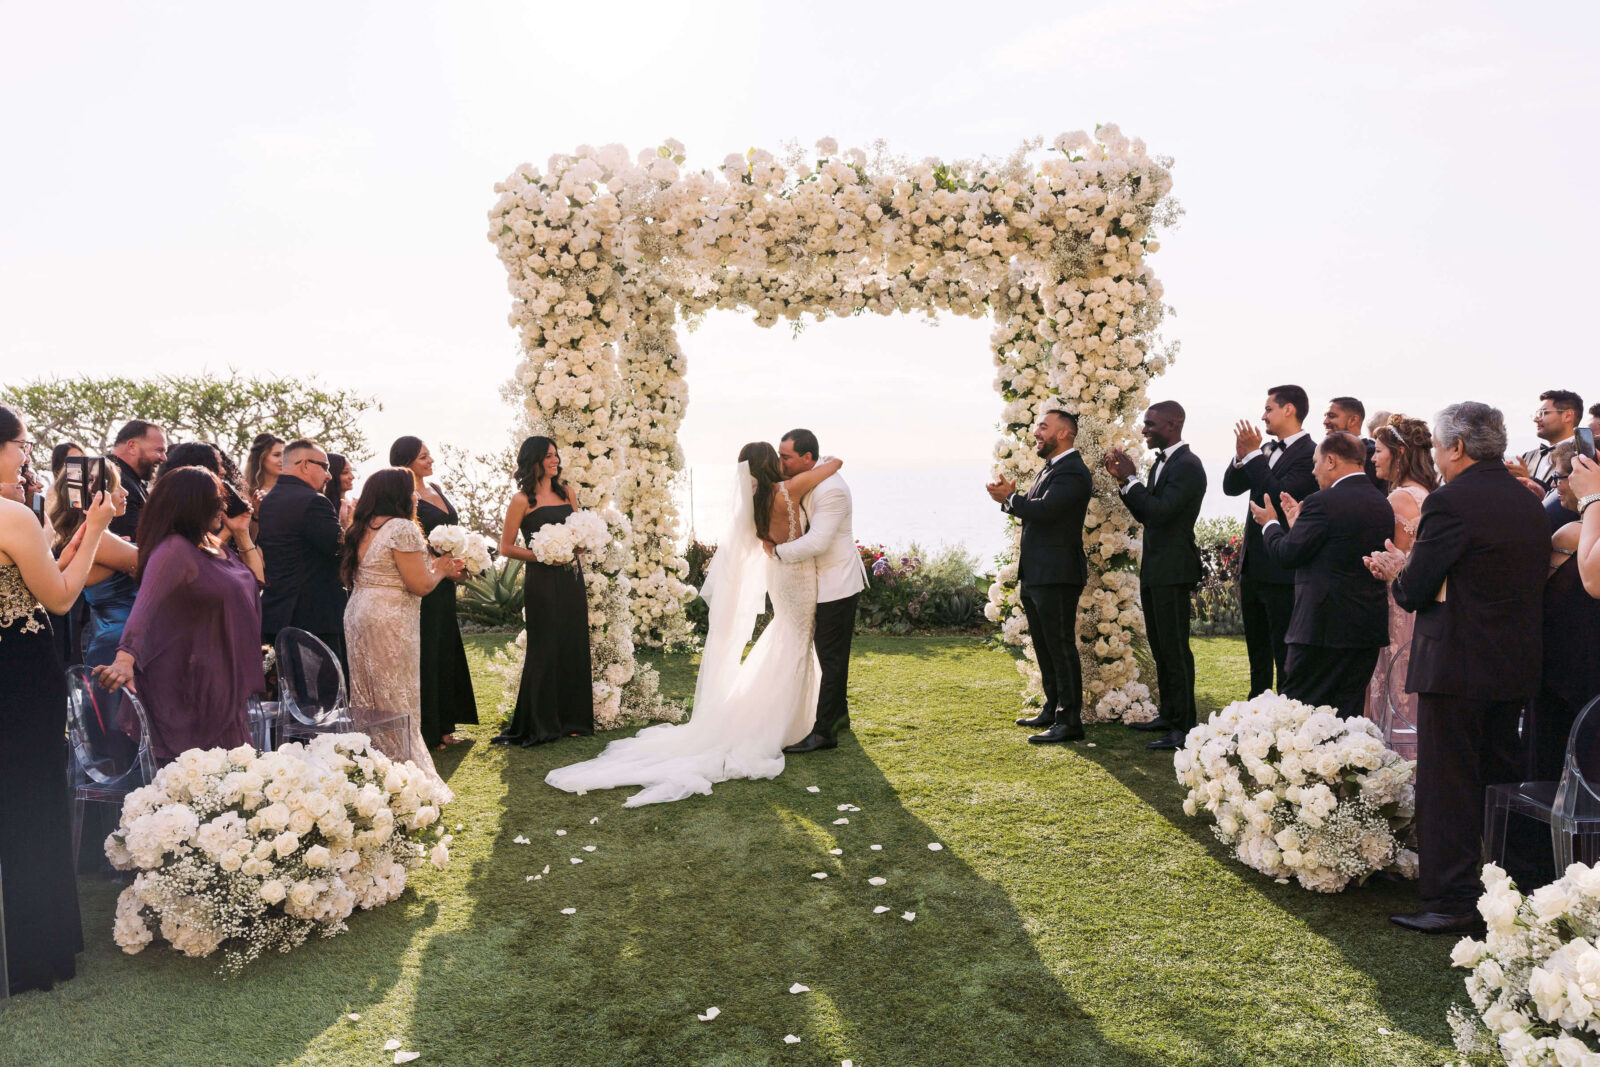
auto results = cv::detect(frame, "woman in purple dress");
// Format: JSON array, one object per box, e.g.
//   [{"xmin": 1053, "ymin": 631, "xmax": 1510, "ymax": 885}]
[{"xmin": 95, "ymin": 467, "xmax": 267, "ymax": 762}]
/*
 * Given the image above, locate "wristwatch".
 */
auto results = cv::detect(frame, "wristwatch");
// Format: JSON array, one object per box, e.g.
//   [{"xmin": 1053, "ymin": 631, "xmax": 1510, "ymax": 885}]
[{"xmin": 1580, "ymin": 493, "xmax": 1600, "ymax": 517}]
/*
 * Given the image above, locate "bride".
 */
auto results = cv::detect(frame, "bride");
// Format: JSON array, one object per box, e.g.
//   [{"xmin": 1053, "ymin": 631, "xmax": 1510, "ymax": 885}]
[{"xmin": 545, "ymin": 444, "xmax": 844, "ymax": 806}]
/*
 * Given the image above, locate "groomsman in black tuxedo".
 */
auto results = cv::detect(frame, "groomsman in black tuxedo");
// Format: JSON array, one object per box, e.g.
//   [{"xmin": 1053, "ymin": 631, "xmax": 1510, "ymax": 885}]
[
  {"xmin": 1515, "ymin": 389, "xmax": 1583, "ymax": 491},
  {"xmin": 987, "ymin": 409, "xmax": 1094, "ymax": 744},
  {"xmin": 1222, "ymin": 385, "xmax": 1319, "ymax": 697},
  {"xmin": 1104, "ymin": 401, "xmax": 1206, "ymax": 751},
  {"xmin": 259, "ymin": 439, "xmax": 348, "ymax": 667},
  {"xmin": 1366, "ymin": 402, "xmax": 1549, "ymax": 935},
  {"xmin": 1249, "ymin": 432, "xmax": 1393, "ymax": 718},
  {"xmin": 1323, "ymin": 396, "xmax": 1381, "ymax": 487}
]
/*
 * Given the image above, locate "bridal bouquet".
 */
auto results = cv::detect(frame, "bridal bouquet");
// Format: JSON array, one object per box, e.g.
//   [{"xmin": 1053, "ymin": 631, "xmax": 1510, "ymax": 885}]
[
  {"xmin": 527, "ymin": 508, "xmax": 611, "ymax": 565},
  {"xmin": 1174, "ymin": 693, "xmax": 1417, "ymax": 893},
  {"xmin": 106, "ymin": 734, "xmax": 452, "ymax": 973},
  {"xmin": 1449, "ymin": 863, "xmax": 1600, "ymax": 1065},
  {"xmin": 428, "ymin": 524, "xmax": 494, "ymax": 576}
]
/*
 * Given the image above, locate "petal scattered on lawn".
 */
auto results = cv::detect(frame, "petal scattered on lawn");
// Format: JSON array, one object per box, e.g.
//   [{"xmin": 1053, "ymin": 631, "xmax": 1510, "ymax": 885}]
[
  {"xmin": 833, "ymin": 818, "xmax": 849, "ymax": 825},
  {"xmin": 512, "ymin": 835, "xmax": 530, "ymax": 845},
  {"xmin": 873, "ymin": 906, "xmax": 890, "ymax": 914},
  {"xmin": 394, "ymin": 1053, "xmax": 421, "ymax": 1065},
  {"xmin": 525, "ymin": 875, "xmax": 535, "ymax": 882},
  {"xmin": 347, "ymin": 1013, "xmax": 361, "ymax": 1021},
  {"xmin": 696, "ymin": 1007, "xmax": 720, "ymax": 1022},
  {"xmin": 570, "ymin": 858, "xmax": 583, "ymax": 865},
  {"xmin": 534, "ymin": 874, "xmax": 542, "ymax": 880},
  {"xmin": 869, "ymin": 844, "xmax": 882, "ymax": 850},
  {"xmin": 556, "ymin": 829, "xmax": 567, "ymax": 836},
  {"xmin": 806, "ymin": 786, "xmax": 820, "ymax": 793},
  {"xmin": 789, "ymin": 983, "xmax": 810, "ymax": 994},
  {"xmin": 784, "ymin": 1035, "xmax": 801, "ymax": 1045},
  {"xmin": 828, "ymin": 849, "xmax": 843, "ymax": 856},
  {"xmin": 455, "ymin": 823, "xmax": 464, "ymax": 831},
  {"xmin": 811, "ymin": 872, "xmax": 828, "ymax": 880},
  {"xmin": 589, "ymin": 817, "xmax": 599, "ymax": 825},
  {"xmin": 582, "ymin": 845, "xmax": 596, "ymax": 852},
  {"xmin": 868, "ymin": 877, "xmax": 886, "ymax": 886},
  {"xmin": 383, "ymin": 1040, "xmax": 402, "ymax": 1051},
  {"xmin": 576, "ymin": 790, "xmax": 587, "ymax": 796},
  {"xmin": 843, "ymin": 1061, "xmax": 854, "ymax": 1067},
  {"xmin": 542, "ymin": 865, "xmax": 550, "ymax": 874},
  {"xmin": 1086, "ymin": 743, "xmax": 1097, "ymax": 748},
  {"xmin": 927, "ymin": 843, "xmax": 943, "ymax": 851},
  {"xmin": 902, "ymin": 911, "xmax": 917, "ymax": 922},
  {"xmin": 560, "ymin": 907, "xmax": 576, "ymax": 915},
  {"xmin": 1377, "ymin": 1027, "xmax": 1392, "ymax": 1036}
]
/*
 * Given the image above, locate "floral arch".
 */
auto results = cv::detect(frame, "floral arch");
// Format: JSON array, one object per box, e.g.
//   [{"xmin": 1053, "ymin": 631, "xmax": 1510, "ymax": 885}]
[{"xmin": 487, "ymin": 128, "xmax": 1177, "ymax": 726}]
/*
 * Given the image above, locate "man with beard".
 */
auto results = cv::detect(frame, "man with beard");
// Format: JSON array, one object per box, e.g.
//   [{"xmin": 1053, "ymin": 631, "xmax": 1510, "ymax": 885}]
[
  {"xmin": 107, "ymin": 420, "xmax": 168, "ymax": 539},
  {"xmin": 987, "ymin": 409, "xmax": 1094, "ymax": 744}
]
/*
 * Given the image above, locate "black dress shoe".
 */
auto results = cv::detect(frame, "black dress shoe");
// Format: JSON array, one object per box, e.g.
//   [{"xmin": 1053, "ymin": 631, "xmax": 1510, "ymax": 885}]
[
  {"xmin": 1029, "ymin": 722, "xmax": 1085, "ymax": 744},
  {"xmin": 1146, "ymin": 729, "xmax": 1188, "ymax": 751},
  {"xmin": 783, "ymin": 732, "xmax": 838, "ymax": 754},
  {"xmin": 1128, "ymin": 717, "xmax": 1174, "ymax": 733},
  {"xmin": 1390, "ymin": 911, "xmax": 1486, "ymax": 936},
  {"xmin": 1015, "ymin": 712, "xmax": 1056, "ymax": 728},
  {"xmin": 489, "ymin": 734, "xmax": 517, "ymax": 746}
]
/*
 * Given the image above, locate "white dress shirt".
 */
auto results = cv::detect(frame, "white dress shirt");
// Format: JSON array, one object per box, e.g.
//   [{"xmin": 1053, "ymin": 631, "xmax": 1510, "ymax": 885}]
[{"xmin": 1121, "ymin": 440, "xmax": 1186, "ymax": 494}]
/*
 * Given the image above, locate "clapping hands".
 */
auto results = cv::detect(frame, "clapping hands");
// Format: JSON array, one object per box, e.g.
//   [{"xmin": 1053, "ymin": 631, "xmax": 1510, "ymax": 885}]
[
  {"xmin": 1103, "ymin": 449, "xmax": 1136, "ymax": 481},
  {"xmin": 1233, "ymin": 420, "xmax": 1263, "ymax": 461},
  {"xmin": 1364, "ymin": 539, "xmax": 1408, "ymax": 582},
  {"xmin": 985, "ymin": 475, "xmax": 1016, "ymax": 504},
  {"xmin": 1247, "ymin": 492, "xmax": 1300, "ymax": 528}
]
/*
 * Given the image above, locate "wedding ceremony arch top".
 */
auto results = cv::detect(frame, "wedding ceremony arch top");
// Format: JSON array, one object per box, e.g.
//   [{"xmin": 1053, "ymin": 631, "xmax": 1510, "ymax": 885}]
[{"xmin": 487, "ymin": 128, "xmax": 1177, "ymax": 725}]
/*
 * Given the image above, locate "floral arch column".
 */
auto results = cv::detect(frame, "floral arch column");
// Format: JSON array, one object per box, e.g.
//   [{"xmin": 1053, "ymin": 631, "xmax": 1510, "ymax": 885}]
[{"xmin": 488, "ymin": 128, "xmax": 1177, "ymax": 727}]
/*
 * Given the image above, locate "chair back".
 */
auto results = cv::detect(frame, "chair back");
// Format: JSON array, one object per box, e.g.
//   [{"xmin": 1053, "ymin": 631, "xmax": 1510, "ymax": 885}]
[
  {"xmin": 275, "ymin": 627, "xmax": 348, "ymax": 728},
  {"xmin": 1382, "ymin": 639, "xmax": 1416, "ymax": 736},
  {"xmin": 64, "ymin": 665, "xmax": 155, "ymax": 789},
  {"xmin": 1552, "ymin": 694, "xmax": 1600, "ymax": 827}
]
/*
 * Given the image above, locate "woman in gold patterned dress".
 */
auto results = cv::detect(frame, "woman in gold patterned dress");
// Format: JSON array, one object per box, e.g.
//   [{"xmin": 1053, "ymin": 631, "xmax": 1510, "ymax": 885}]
[{"xmin": 340, "ymin": 468, "xmax": 464, "ymax": 801}]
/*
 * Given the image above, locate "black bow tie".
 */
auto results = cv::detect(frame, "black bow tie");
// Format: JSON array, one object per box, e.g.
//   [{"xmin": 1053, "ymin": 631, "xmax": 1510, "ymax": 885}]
[
  {"xmin": 1539, "ymin": 444, "xmax": 1553, "ymax": 455},
  {"xmin": 1263, "ymin": 440, "xmax": 1280, "ymax": 454},
  {"xmin": 1152, "ymin": 449, "xmax": 1167, "ymax": 464}
]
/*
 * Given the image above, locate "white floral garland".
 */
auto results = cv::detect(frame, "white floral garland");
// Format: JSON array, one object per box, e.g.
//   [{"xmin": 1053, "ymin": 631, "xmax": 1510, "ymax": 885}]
[{"xmin": 487, "ymin": 128, "xmax": 1176, "ymax": 722}]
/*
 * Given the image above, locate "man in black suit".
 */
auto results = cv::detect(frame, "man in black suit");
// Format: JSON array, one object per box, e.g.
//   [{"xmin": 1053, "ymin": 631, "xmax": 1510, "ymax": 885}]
[
  {"xmin": 1104, "ymin": 401, "xmax": 1207, "ymax": 751},
  {"xmin": 1366, "ymin": 402, "xmax": 1549, "ymax": 935},
  {"xmin": 106, "ymin": 419, "xmax": 168, "ymax": 540},
  {"xmin": 987, "ymin": 409, "xmax": 1094, "ymax": 744},
  {"xmin": 1222, "ymin": 385, "xmax": 1319, "ymax": 697},
  {"xmin": 1323, "ymin": 396, "xmax": 1382, "ymax": 488},
  {"xmin": 258, "ymin": 438, "xmax": 347, "ymax": 664},
  {"xmin": 1249, "ymin": 432, "xmax": 1393, "ymax": 718},
  {"xmin": 1515, "ymin": 389, "xmax": 1583, "ymax": 491}
]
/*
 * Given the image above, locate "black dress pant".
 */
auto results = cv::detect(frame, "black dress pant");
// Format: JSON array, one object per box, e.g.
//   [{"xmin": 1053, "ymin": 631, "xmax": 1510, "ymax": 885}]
[
  {"xmin": 811, "ymin": 594, "xmax": 860, "ymax": 737},
  {"xmin": 1283, "ymin": 644, "xmax": 1382, "ymax": 719},
  {"xmin": 1240, "ymin": 578, "xmax": 1294, "ymax": 697},
  {"xmin": 1021, "ymin": 582, "xmax": 1085, "ymax": 726},
  {"xmin": 1141, "ymin": 582, "xmax": 1196, "ymax": 730},
  {"xmin": 1416, "ymin": 693, "xmax": 1523, "ymax": 913}
]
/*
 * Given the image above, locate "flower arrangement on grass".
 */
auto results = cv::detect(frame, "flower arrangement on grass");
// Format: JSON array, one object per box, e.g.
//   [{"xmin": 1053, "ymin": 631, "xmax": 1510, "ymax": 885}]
[
  {"xmin": 106, "ymin": 734, "xmax": 452, "ymax": 973},
  {"xmin": 427, "ymin": 523, "xmax": 494, "ymax": 575},
  {"xmin": 1174, "ymin": 693, "xmax": 1417, "ymax": 892},
  {"xmin": 1449, "ymin": 863, "xmax": 1600, "ymax": 1066}
]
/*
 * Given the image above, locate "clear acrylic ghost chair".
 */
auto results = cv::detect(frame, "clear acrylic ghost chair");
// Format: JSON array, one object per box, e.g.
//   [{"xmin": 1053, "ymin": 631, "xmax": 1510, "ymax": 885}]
[
  {"xmin": 246, "ymin": 695, "xmax": 277, "ymax": 752},
  {"xmin": 1484, "ymin": 694, "xmax": 1600, "ymax": 878},
  {"xmin": 65, "ymin": 664, "xmax": 156, "ymax": 868},
  {"xmin": 274, "ymin": 628, "xmax": 408, "ymax": 748},
  {"xmin": 1381, "ymin": 639, "xmax": 1418, "ymax": 761}
]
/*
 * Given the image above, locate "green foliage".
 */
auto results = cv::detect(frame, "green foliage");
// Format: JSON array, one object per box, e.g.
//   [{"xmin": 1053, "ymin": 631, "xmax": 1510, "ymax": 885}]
[
  {"xmin": 1192, "ymin": 516, "xmax": 1245, "ymax": 636},
  {"xmin": 436, "ymin": 444, "xmax": 517, "ymax": 543},
  {"xmin": 857, "ymin": 542, "xmax": 992, "ymax": 633},
  {"xmin": 455, "ymin": 559, "xmax": 524, "ymax": 629},
  {"xmin": 0, "ymin": 370, "xmax": 380, "ymax": 460}
]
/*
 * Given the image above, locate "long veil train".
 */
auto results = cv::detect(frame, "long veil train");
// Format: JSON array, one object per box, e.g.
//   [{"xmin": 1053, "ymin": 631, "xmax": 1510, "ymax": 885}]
[{"xmin": 545, "ymin": 462, "xmax": 819, "ymax": 806}]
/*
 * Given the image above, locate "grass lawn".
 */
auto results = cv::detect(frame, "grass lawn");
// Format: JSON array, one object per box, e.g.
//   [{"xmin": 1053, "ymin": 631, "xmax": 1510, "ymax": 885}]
[{"xmin": 0, "ymin": 635, "xmax": 1461, "ymax": 1066}]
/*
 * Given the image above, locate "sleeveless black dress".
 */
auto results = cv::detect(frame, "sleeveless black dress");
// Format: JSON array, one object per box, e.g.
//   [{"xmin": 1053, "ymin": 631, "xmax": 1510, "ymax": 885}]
[
  {"xmin": 416, "ymin": 494, "xmax": 480, "ymax": 748},
  {"xmin": 494, "ymin": 504, "xmax": 594, "ymax": 746},
  {"xmin": 0, "ymin": 565, "xmax": 83, "ymax": 994}
]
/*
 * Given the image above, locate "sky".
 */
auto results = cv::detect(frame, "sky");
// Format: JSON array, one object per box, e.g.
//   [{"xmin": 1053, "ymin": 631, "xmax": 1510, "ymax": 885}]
[{"xmin": 4, "ymin": 0, "xmax": 1597, "ymax": 523}]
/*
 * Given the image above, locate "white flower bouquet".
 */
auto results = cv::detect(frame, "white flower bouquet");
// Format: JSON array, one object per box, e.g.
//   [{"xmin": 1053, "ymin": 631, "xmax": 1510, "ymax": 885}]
[
  {"xmin": 1174, "ymin": 692, "xmax": 1417, "ymax": 892},
  {"xmin": 427, "ymin": 524, "xmax": 494, "ymax": 575},
  {"xmin": 106, "ymin": 734, "xmax": 452, "ymax": 972},
  {"xmin": 1450, "ymin": 863, "xmax": 1600, "ymax": 1065},
  {"xmin": 526, "ymin": 508, "xmax": 611, "ymax": 566}
]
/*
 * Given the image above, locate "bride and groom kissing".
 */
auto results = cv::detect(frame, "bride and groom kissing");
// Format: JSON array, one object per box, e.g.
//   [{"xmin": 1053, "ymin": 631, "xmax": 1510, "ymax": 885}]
[{"xmin": 546, "ymin": 429, "xmax": 868, "ymax": 806}]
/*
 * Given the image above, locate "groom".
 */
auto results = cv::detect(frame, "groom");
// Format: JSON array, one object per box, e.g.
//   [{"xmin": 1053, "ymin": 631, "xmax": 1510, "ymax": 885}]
[{"xmin": 772, "ymin": 429, "xmax": 868, "ymax": 754}]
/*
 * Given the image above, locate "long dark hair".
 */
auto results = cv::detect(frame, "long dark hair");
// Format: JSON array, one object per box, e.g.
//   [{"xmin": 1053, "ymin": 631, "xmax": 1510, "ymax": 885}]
[
  {"xmin": 324, "ymin": 454, "xmax": 350, "ymax": 510},
  {"xmin": 160, "ymin": 442, "xmax": 221, "ymax": 478},
  {"xmin": 243, "ymin": 433, "xmax": 284, "ymax": 494},
  {"xmin": 515, "ymin": 436, "xmax": 571, "ymax": 504},
  {"xmin": 51, "ymin": 441, "xmax": 84, "ymax": 475},
  {"xmin": 135, "ymin": 467, "xmax": 223, "ymax": 582},
  {"xmin": 0, "ymin": 405, "xmax": 21, "ymax": 453},
  {"xmin": 209, "ymin": 442, "xmax": 244, "ymax": 489},
  {"xmin": 1374, "ymin": 414, "xmax": 1440, "ymax": 493},
  {"xmin": 389, "ymin": 436, "xmax": 424, "ymax": 467},
  {"xmin": 340, "ymin": 468, "xmax": 416, "ymax": 588},
  {"xmin": 49, "ymin": 457, "xmax": 123, "ymax": 552},
  {"xmin": 739, "ymin": 441, "xmax": 782, "ymax": 542}
]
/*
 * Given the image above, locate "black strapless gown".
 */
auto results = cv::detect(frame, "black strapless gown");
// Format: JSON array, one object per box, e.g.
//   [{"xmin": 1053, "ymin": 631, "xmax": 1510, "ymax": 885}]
[
  {"xmin": 416, "ymin": 495, "xmax": 480, "ymax": 748},
  {"xmin": 0, "ymin": 566, "xmax": 83, "ymax": 995},
  {"xmin": 495, "ymin": 505, "xmax": 594, "ymax": 745}
]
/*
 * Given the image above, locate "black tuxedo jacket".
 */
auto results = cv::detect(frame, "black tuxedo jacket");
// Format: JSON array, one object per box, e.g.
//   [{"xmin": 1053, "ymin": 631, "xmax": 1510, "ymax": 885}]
[
  {"xmin": 1120, "ymin": 445, "xmax": 1206, "ymax": 587},
  {"xmin": 1393, "ymin": 459, "xmax": 1550, "ymax": 700},
  {"xmin": 1004, "ymin": 451, "xmax": 1092, "ymax": 586},
  {"xmin": 258, "ymin": 474, "xmax": 347, "ymax": 639},
  {"xmin": 1221, "ymin": 434, "xmax": 1320, "ymax": 585},
  {"xmin": 111, "ymin": 454, "xmax": 150, "ymax": 541},
  {"xmin": 1261, "ymin": 475, "xmax": 1393, "ymax": 648}
]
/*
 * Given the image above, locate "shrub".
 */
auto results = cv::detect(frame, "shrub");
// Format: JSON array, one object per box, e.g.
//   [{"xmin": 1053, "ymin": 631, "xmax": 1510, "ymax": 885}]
[
  {"xmin": 1192, "ymin": 517, "xmax": 1244, "ymax": 636},
  {"xmin": 456, "ymin": 558, "xmax": 524, "ymax": 630}
]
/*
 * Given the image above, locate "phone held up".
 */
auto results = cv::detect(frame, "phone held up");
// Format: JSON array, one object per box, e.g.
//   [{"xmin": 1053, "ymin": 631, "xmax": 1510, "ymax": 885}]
[
  {"xmin": 1577, "ymin": 427, "xmax": 1597, "ymax": 463},
  {"xmin": 61, "ymin": 455, "xmax": 107, "ymax": 511},
  {"xmin": 222, "ymin": 480, "xmax": 252, "ymax": 519}
]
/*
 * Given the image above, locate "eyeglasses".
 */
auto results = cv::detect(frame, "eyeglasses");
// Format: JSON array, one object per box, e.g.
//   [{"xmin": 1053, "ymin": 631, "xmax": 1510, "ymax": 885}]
[
  {"xmin": 1535, "ymin": 409, "xmax": 1559, "ymax": 419},
  {"xmin": 305, "ymin": 459, "xmax": 329, "ymax": 470},
  {"xmin": 8, "ymin": 439, "xmax": 34, "ymax": 454},
  {"xmin": 1552, "ymin": 473, "xmax": 1569, "ymax": 484}
]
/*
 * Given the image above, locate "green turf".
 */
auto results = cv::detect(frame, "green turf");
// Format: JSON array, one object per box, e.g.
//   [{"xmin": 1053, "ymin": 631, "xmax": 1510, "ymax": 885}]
[{"xmin": 0, "ymin": 636, "xmax": 1460, "ymax": 1066}]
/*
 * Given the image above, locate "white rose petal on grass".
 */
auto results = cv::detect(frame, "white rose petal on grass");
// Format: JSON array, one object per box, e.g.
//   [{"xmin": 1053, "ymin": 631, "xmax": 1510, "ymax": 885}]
[
  {"xmin": 811, "ymin": 872, "xmax": 828, "ymax": 880},
  {"xmin": 1377, "ymin": 1027, "xmax": 1392, "ymax": 1036},
  {"xmin": 570, "ymin": 858, "xmax": 583, "ymax": 865},
  {"xmin": 542, "ymin": 865, "xmax": 550, "ymax": 875},
  {"xmin": 806, "ymin": 786, "xmax": 820, "ymax": 793},
  {"xmin": 696, "ymin": 1007, "xmax": 720, "ymax": 1022},
  {"xmin": 394, "ymin": 1054, "xmax": 421, "ymax": 1065},
  {"xmin": 383, "ymin": 1040, "xmax": 402, "ymax": 1051},
  {"xmin": 513, "ymin": 835, "xmax": 530, "ymax": 845},
  {"xmin": 869, "ymin": 844, "xmax": 882, "ymax": 851},
  {"xmin": 927, "ymin": 843, "xmax": 944, "ymax": 851},
  {"xmin": 789, "ymin": 983, "xmax": 810, "ymax": 994},
  {"xmin": 902, "ymin": 911, "xmax": 917, "ymax": 922},
  {"xmin": 556, "ymin": 830, "xmax": 567, "ymax": 837},
  {"xmin": 829, "ymin": 849, "xmax": 843, "ymax": 856},
  {"xmin": 784, "ymin": 1035, "xmax": 801, "ymax": 1045},
  {"xmin": 560, "ymin": 907, "xmax": 576, "ymax": 915},
  {"xmin": 582, "ymin": 845, "xmax": 596, "ymax": 852},
  {"xmin": 868, "ymin": 877, "xmax": 887, "ymax": 886},
  {"xmin": 833, "ymin": 818, "xmax": 849, "ymax": 825},
  {"xmin": 347, "ymin": 1013, "xmax": 361, "ymax": 1021},
  {"xmin": 589, "ymin": 817, "xmax": 599, "ymax": 825},
  {"xmin": 873, "ymin": 906, "xmax": 890, "ymax": 914}
]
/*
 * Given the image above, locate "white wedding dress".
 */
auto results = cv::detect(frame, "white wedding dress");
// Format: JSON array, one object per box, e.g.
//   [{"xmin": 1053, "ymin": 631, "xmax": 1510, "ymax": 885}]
[{"xmin": 545, "ymin": 463, "xmax": 819, "ymax": 806}]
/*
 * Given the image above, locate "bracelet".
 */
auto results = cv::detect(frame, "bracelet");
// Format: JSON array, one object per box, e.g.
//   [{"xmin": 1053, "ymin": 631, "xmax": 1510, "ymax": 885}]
[
  {"xmin": 237, "ymin": 544, "xmax": 260, "ymax": 556},
  {"xmin": 1580, "ymin": 493, "xmax": 1600, "ymax": 517}
]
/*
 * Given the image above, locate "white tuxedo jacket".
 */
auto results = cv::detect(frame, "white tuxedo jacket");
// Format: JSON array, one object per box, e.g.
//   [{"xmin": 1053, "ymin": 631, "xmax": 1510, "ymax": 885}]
[{"xmin": 773, "ymin": 472, "xmax": 868, "ymax": 604}]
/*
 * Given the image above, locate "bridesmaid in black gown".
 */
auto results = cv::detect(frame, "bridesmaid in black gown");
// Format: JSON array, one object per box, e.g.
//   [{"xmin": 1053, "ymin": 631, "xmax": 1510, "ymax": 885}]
[
  {"xmin": 492, "ymin": 436, "xmax": 593, "ymax": 746},
  {"xmin": 392, "ymin": 437, "xmax": 480, "ymax": 749}
]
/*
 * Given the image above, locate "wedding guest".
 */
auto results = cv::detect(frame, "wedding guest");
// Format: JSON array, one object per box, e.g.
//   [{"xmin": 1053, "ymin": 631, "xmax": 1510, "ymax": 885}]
[
  {"xmin": 1361, "ymin": 415, "xmax": 1439, "ymax": 753},
  {"xmin": 95, "ymin": 467, "xmax": 264, "ymax": 762},
  {"xmin": 1251, "ymin": 432, "xmax": 1392, "ymax": 718},
  {"xmin": 244, "ymin": 433, "xmax": 285, "ymax": 505},
  {"xmin": 341, "ymin": 468, "xmax": 463, "ymax": 798},
  {"xmin": 50, "ymin": 441, "xmax": 85, "ymax": 476},
  {"xmin": 108, "ymin": 419, "xmax": 167, "ymax": 539},
  {"xmin": 1366, "ymin": 410, "xmax": 1393, "ymax": 438},
  {"xmin": 493, "ymin": 436, "xmax": 594, "ymax": 746},
  {"xmin": 392, "ymin": 436, "xmax": 478, "ymax": 749},
  {"xmin": 1589, "ymin": 403, "xmax": 1600, "ymax": 438},
  {"xmin": 210, "ymin": 442, "xmax": 246, "ymax": 491},
  {"xmin": 0, "ymin": 404, "xmax": 116, "ymax": 995},
  {"xmin": 1103, "ymin": 401, "xmax": 1207, "ymax": 751},
  {"xmin": 1515, "ymin": 389, "xmax": 1583, "ymax": 490},
  {"xmin": 159, "ymin": 441, "xmax": 223, "ymax": 478},
  {"xmin": 1523, "ymin": 442, "xmax": 1600, "ymax": 782},
  {"xmin": 258, "ymin": 439, "xmax": 347, "ymax": 665},
  {"xmin": 1572, "ymin": 453, "xmax": 1600, "ymax": 596},
  {"xmin": 986, "ymin": 409, "xmax": 1094, "ymax": 744},
  {"xmin": 47, "ymin": 460, "xmax": 139, "ymax": 668},
  {"xmin": 1367, "ymin": 402, "xmax": 1548, "ymax": 935},
  {"xmin": 1223, "ymin": 385, "xmax": 1319, "ymax": 696},
  {"xmin": 1324, "ymin": 396, "xmax": 1381, "ymax": 486},
  {"xmin": 325, "ymin": 453, "xmax": 356, "ymax": 527},
  {"xmin": 46, "ymin": 440, "xmax": 89, "ymax": 664}
]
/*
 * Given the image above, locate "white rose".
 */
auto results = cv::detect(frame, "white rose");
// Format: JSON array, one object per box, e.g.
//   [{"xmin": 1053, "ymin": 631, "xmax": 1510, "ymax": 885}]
[{"xmin": 259, "ymin": 879, "xmax": 288, "ymax": 904}]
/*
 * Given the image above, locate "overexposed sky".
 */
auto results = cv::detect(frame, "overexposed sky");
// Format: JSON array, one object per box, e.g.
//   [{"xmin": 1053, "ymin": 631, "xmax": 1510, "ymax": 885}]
[{"xmin": 3, "ymin": 0, "xmax": 1596, "ymax": 517}]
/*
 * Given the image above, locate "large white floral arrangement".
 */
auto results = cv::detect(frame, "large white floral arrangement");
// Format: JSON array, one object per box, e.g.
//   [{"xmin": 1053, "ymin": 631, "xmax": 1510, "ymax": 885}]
[
  {"xmin": 1450, "ymin": 863, "xmax": 1600, "ymax": 1066},
  {"xmin": 487, "ymin": 127, "xmax": 1176, "ymax": 722},
  {"xmin": 106, "ymin": 735, "xmax": 451, "ymax": 972},
  {"xmin": 1174, "ymin": 693, "xmax": 1418, "ymax": 892},
  {"xmin": 525, "ymin": 507, "xmax": 612, "ymax": 566},
  {"xmin": 427, "ymin": 523, "xmax": 494, "ymax": 575}
]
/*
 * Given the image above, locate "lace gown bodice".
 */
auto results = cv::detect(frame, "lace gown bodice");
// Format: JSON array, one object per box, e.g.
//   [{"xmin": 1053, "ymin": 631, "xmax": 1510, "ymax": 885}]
[{"xmin": 0, "ymin": 563, "xmax": 46, "ymax": 638}]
